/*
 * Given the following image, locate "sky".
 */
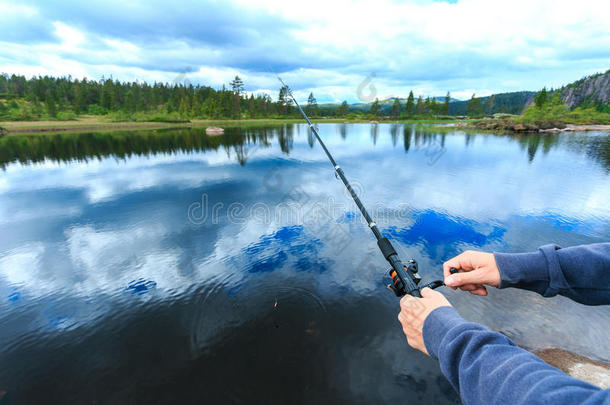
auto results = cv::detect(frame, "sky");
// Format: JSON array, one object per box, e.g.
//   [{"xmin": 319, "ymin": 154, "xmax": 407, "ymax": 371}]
[{"xmin": 0, "ymin": 0, "xmax": 609, "ymax": 103}]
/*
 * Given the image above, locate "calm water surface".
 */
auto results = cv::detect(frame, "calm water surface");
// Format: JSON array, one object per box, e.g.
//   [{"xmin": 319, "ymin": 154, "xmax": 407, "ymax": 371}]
[{"xmin": 0, "ymin": 124, "xmax": 609, "ymax": 404}]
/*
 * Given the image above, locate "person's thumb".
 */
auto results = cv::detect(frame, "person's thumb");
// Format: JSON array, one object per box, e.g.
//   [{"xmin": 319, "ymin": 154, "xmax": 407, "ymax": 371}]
[
  {"xmin": 420, "ymin": 287, "xmax": 439, "ymax": 298},
  {"xmin": 445, "ymin": 269, "xmax": 485, "ymax": 287}
]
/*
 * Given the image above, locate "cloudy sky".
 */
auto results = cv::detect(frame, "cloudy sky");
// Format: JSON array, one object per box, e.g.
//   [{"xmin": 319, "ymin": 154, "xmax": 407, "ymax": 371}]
[{"xmin": 1, "ymin": 0, "xmax": 609, "ymax": 103}]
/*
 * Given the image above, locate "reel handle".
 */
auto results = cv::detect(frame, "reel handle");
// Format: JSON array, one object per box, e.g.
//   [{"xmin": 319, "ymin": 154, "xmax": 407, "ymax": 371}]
[{"xmin": 388, "ymin": 267, "xmax": 459, "ymax": 295}]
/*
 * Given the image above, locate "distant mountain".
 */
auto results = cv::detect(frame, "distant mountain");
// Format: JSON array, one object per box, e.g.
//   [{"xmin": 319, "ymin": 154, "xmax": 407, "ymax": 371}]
[
  {"xmin": 318, "ymin": 69, "xmax": 610, "ymax": 116},
  {"xmin": 326, "ymin": 93, "xmax": 532, "ymax": 115},
  {"xmin": 319, "ymin": 96, "xmax": 458, "ymax": 115},
  {"xmin": 449, "ymin": 91, "xmax": 536, "ymax": 115}
]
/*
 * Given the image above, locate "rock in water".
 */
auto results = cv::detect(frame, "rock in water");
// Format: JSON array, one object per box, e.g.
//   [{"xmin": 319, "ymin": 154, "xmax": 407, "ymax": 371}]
[
  {"xmin": 535, "ymin": 348, "xmax": 610, "ymax": 389},
  {"xmin": 205, "ymin": 126, "xmax": 225, "ymax": 136}
]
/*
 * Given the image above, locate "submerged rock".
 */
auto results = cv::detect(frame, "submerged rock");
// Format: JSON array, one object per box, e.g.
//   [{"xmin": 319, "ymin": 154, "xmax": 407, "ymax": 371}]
[{"xmin": 535, "ymin": 348, "xmax": 610, "ymax": 389}]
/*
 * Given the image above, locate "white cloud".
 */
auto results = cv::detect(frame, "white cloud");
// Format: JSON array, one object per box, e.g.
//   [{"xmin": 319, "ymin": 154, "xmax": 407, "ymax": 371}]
[{"xmin": 0, "ymin": 0, "xmax": 609, "ymax": 101}]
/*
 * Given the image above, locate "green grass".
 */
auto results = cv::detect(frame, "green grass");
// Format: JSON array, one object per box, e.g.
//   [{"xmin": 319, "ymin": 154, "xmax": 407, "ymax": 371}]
[
  {"xmin": 516, "ymin": 104, "xmax": 610, "ymax": 126},
  {"xmin": 512, "ymin": 93, "xmax": 610, "ymax": 126},
  {"xmin": 105, "ymin": 111, "xmax": 190, "ymax": 123}
]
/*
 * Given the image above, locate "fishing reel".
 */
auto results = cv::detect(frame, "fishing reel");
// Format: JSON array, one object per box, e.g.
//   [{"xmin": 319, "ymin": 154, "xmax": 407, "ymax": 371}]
[{"xmin": 385, "ymin": 260, "xmax": 458, "ymax": 297}]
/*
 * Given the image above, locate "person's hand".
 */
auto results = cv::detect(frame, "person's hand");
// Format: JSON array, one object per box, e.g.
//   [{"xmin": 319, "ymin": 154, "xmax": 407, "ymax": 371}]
[
  {"xmin": 443, "ymin": 251, "xmax": 501, "ymax": 296},
  {"xmin": 397, "ymin": 288, "xmax": 451, "ymax": 355}
]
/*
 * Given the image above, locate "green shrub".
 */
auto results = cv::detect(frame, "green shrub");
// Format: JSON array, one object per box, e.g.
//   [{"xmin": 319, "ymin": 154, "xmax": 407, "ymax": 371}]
[
  {"xmin": 133, "ymin": 111, "xmax": 189, "ymax": 123},
  {"xmin": 517, "ymin": 95, "xmax": 610, "ymax": 125},
  {"xmin": 56, "ymin": 111, "xmax": 77, "ymax": 121},
  {"xmin": 87, "ymin": 104, "xmax": 108, "ymax": 115},
  {"xmin": 106, "ymin": 111, "xmax": 132, "ymax": 122}
]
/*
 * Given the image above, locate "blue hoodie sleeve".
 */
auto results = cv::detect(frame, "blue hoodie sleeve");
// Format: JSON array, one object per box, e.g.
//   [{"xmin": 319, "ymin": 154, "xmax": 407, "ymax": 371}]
[
  {"xmin": 494, "ymin": 243, "xmax": 610, "ymax": 305},
  {"xmin": 423, "ymin": 306, "xmax": 610, "ymax": 405}
]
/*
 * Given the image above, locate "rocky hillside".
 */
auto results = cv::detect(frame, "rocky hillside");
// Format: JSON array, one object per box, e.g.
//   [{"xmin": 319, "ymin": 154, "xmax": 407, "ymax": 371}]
[{"xmin": 561, "ymin": 70, "xmax": 610, "ymax": 107}]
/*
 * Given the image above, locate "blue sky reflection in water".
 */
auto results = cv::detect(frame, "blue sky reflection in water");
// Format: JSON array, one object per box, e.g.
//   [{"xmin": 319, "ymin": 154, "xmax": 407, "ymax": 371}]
[{"xmin": 0, "ymin": 124, "xmax": 609, "ymax": 403}]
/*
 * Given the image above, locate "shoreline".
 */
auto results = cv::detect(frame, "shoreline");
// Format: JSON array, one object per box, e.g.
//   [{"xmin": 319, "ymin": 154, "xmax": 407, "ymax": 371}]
[
  {"xmin": 457, "ymin": 119, "xmax": 610, "ymax": 133},
  {"xmin": 0, "ymin": 117, "xmax": 456, "ymax": 136},
  {"xmin": 2, "ymin": 117, "xmax": 609, "ymax": 137}
]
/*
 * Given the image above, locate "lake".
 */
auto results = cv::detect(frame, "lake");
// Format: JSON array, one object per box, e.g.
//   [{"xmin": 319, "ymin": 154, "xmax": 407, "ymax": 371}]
[{"xmin": 0, "ymin": 124, "xmax": 609, "ymax": 403}]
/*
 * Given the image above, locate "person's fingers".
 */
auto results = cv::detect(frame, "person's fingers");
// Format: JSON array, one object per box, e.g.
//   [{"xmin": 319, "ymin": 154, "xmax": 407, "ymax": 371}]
[
  {"xmin": 399, "ymin": 311, "xmax": 420, "ymax": 331},
  {"xmin": 420, "ymin": 287, "xmax": 439, "ymax": 298},
  {"xmin": 442, "ymin": 251, "xmax": 475, "ymax": 276},
  {"xmin": 469, "ymin": 286, "xmax": 488, "ymax": 296},
  {"xmin": 403, "ymin": 324, "xmax": 418, "ymax": 338},
  {"xmin": 445, "ymin": 268, "xmax": 488, "ymax": 287},
  {"xmin": 458, "ymin": 283, "xmax": 479, "ymax": 292},
  {"xmin": 399, "ymin": 294, "xmax": 413, "ymax": 308}
]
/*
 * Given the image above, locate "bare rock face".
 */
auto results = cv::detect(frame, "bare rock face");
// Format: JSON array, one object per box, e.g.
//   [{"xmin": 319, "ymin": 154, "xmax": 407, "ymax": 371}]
[
  {"xmin": 561, "ymin": 70, "xmax": 610, "ymax": 107},
  {"xmin": 523, "ymin": 69, "xmax": 610, "ymax": 111}
]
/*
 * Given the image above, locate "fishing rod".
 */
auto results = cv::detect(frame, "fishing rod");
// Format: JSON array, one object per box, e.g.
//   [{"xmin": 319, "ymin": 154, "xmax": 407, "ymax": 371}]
[{"xmin": 275, "ymin": 75, "xmax": 455, "ymax": 298}]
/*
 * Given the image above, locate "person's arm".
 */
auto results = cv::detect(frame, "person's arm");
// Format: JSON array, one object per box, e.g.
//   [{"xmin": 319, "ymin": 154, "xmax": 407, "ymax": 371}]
[
  {"xmin": 495, "ymin": 243, "xmax": 610, "ymax": 305},
  {"xmin": 421, "ymin": 305, "xmax": 610, "ymax": 405},
  {"xmin": 442, "ymin": 243, "xmax": 610, "ymax": 305}
]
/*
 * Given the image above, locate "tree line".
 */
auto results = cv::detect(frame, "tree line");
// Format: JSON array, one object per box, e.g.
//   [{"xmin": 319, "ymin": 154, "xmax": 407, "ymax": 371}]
[
  {"xmin": 0, "ymin": 74, "xmax": 311, "ymax": 121},
  {"xmin": 0, "ymin": 72, "xmax": 507, "ymax": 121}
]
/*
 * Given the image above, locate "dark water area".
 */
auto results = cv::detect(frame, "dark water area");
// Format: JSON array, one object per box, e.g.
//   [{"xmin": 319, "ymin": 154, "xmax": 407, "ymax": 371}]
[{"xmin": 0, "ymin": 124, "xmax": 609, "ymax": 404}]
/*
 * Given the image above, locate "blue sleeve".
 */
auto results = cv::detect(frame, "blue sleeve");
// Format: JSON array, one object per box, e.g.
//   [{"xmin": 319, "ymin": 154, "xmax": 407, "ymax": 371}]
[
  {"xmin": 494, "ymin": 243, "xmax": 610, "ymax": 305},
  {"xmin": 423, "ymin": 306, "xmax": 610, "ymax": 405}
]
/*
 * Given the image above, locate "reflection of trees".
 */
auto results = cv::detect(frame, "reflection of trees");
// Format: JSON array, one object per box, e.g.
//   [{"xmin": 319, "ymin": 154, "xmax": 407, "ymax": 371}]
[
  {"xmin": 0, "ymin": 126, "xmax": 286, "ymax": 169},
  {"xmin": 516, "ymin": 134, "xmax": 547, "ymax": 163},
  {"xmin": 338, "ymin": 123, "xmax": 347, "ymax": 140},
  {"xmin": 232, "ymin": 144, "xmax": 255, "ymax": 166},
  {"xmin": 370, "ymin": 123, "xmax": 379, "ymax": 145},
  {"xmin": 527, "ymin": 134, "xmax": 541, "ymax": 162},
  {"xmin": 277, "ymin": 124, "xmax": 294, "ymax": 154},
  {"xmin": 390, "ymin": 124, "xmax": 399, "ymax": 147},
  {"xmin": 564, "ymin": 133, "xmax": 610, "ymax": 172},
  {"xmin": 465, "ymin": 133, "xmax": 474, "ymax": 147},
  {"xmin": 2, "ymin": 124, "xmax": 607, "ymax": 172},
  {"xmin": 403, "ymin": 127, "xmax": 412, "ymax": 152},
  {"xmin": 307, "ymin": 127, "xmax": 315, "ymax": 148}
]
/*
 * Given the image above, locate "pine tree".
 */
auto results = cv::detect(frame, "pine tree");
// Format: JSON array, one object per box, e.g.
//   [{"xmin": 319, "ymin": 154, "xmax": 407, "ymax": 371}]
[
  {"xmin": 338, "ymin": 101, "xmax": 349, "ymax": 117},
  {"xmin": 405, "ymin": 91, "xmax": 415, "ymax": 117},
  {"xmin": 307, "ymin": 92, "xmax": 317, "ymax": 116},
  {"xmin": 370, "ymin": 98, "xmax": 380, "ymax": 116},
  {"xmin": 390, "ymin": 98, "xmax": 401, "ymax": 119},
  {"xmin": 278, "ymin": 85, "xmax": 292, "ymax": 115},
  {"xmin": 415, "ymin": 96, "xmax": 424, "ymax": 115},
  {"xmin": 74, "ymin": 79, "xmax": 88, "ymax": 113},
  {"xmin": 430, "ymin": 98, "xmax": 438, "ymax": 115},
  {"xmin": 45, "ymin": 89, "xmax": 57, "ymax": 118},
  {"xmin": 467, "ymin": 94, "xmax": 483, "ymax": 116},
  {"xmin": 424, "ymin": 97, "xmax": 432, "ymax": 115},
  {"xmin": 485, "ymin": 95, "xmax": 495, "ymax": 115},
  {"xmin": 125, "ymin": 90, "xmax": 136, "ymax": 113},
  {"xmin": 230, "ymin": 76, "xmax": 244, "ymax": 95},
  {"xmin": 535, "ymin": 87, "xmax": 548, "ymax": 108},
  {"xmin": 442, "ymin": 92, "xmax": 450, "ymax": 115},
  {"xmin": 231, "ymin": 92, "xmax": 241, "ymax": 119}
]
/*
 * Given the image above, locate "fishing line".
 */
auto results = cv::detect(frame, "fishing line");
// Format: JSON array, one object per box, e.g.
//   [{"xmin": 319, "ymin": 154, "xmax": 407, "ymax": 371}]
[{"xmin": 272, "ymin": 73, "xmax": 457, "ymax": 297}]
